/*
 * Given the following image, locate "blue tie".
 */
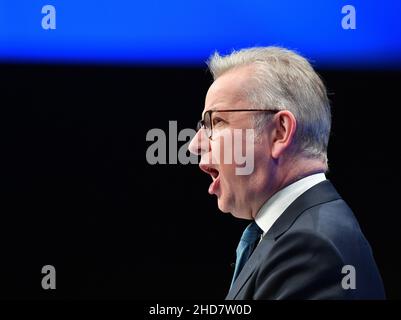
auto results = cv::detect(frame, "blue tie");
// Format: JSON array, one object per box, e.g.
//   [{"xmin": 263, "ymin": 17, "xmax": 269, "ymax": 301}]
[{"xmin": 230, "ymin": 221, "xmax": 263, "ymax": 289}]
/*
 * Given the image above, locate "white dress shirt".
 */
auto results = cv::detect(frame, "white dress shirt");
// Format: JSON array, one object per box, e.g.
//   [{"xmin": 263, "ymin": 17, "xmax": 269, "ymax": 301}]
[{"xmin": 255, "ymin": 173, "xmax": 326, "ymax": 238}]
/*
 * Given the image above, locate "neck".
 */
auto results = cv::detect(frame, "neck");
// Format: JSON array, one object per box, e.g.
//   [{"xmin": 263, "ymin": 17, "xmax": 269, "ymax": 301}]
[{"xmin": 250, "ymin": 157, "xmax": 326, "ymax": 219}]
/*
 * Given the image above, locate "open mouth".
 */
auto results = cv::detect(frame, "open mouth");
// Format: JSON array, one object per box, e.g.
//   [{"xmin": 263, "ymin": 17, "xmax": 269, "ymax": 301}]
[
  {"xmin": 202, "ymin": 166, "xmax": 220, "ymax": 196},
  {"xmin": 208, "ymin": 167, "xmax": 219, "ymax": 181}
]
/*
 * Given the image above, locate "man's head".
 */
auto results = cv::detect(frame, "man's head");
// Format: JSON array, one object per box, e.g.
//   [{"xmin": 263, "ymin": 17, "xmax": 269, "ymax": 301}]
[{"xmin": 188, "ymin": 46, "xmax": 331, "ymax": 220}]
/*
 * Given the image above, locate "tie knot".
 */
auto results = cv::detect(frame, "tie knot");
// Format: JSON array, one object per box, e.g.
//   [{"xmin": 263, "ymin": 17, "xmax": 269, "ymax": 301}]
[{"xmin": 241, "ymin": 221, "xmax": 263, "ymax": 244}]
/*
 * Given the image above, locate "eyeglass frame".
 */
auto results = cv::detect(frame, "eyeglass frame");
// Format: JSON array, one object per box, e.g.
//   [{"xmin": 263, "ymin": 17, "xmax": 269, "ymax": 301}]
[{"xmin": 196, "ymin": 109, "xmax": 280, "ymax": 140}]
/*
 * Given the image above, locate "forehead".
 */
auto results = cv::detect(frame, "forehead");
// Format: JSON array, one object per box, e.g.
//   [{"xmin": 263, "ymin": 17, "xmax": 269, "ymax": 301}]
[{"xmin": 203, "ymin": 65, "xmax": 254, "ymax": 117}]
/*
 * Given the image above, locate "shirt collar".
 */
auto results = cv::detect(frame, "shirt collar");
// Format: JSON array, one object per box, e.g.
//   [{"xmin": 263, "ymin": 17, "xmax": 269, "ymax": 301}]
[{"xmin": 255, "ymin": 173, "xmax": 326, "ymax": 237}]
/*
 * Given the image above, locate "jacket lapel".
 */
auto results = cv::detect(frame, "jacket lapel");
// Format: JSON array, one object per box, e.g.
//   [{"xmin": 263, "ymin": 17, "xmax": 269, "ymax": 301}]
[{"xmin": 225, "ymin": 236, "xmax": 275, "ymax": 299}]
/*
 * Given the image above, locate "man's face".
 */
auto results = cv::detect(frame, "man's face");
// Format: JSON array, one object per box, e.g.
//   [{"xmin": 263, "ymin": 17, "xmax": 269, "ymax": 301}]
[{"xmin": 188, "ymin": 67, "xmax": 273, "ymax": 220}]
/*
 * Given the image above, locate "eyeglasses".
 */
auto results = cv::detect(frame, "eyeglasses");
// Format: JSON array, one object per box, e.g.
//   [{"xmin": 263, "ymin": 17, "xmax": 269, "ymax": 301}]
[{"xmin": 196, "ymin": 109, "xmax": 280, "ymax": 139}]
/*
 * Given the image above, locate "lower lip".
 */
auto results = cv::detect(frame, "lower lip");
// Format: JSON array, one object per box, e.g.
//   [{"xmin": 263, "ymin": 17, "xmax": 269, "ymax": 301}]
[{"xmin": 208, "ymin": 177, "xmax": 220, "ymax": 195}]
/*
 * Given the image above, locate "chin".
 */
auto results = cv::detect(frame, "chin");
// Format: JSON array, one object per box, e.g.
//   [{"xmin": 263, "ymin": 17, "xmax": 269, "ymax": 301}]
[{"xmin": 217, "ymin": 199, "xmax": 231, "ymax": 213}]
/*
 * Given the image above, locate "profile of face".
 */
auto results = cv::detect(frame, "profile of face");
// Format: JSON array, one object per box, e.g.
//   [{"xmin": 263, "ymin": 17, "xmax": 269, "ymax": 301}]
[{"xmin": 188, "ymin": 67, "xmax": 276, "ymax": 220}]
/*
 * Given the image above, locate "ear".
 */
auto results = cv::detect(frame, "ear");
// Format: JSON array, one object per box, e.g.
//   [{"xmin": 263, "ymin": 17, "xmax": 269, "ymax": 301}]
[{"xmin": 270, "ymin": 110, "xmax": 297, "ymax": 159}]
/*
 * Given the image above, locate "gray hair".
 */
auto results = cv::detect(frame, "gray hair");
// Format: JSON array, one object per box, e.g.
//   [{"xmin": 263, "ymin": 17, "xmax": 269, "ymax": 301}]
[{"xmin": 207, "ymin": 46, "xmax": 331, "ymax": 168}]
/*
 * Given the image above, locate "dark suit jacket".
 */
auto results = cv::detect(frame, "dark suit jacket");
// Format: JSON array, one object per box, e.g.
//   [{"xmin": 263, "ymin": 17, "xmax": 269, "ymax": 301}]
[{"xmin": 226, "ymin": 180, "xmax": 385, "ymax": 299}]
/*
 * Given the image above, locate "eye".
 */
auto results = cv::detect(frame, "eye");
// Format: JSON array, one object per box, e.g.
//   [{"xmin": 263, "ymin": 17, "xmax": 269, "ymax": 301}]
[{"xmin": 213, "ymin": 116, "xmax": 225, "ymax": 126}]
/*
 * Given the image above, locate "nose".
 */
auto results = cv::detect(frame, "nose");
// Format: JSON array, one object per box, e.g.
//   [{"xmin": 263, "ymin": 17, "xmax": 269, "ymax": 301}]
[{"xmin": 188, "ymin": 128, "xmax": 210, "ymax": 156}]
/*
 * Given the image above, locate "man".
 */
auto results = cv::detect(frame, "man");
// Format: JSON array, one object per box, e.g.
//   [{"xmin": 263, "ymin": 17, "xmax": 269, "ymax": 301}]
[{"xmin": 188, "ymin": 47, "xmax": 385, "ymax": 299}]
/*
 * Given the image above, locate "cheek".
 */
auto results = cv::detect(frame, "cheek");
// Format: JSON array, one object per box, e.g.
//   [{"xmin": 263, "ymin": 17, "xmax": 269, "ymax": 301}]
[
  {"xmin": 210, "ymin": 129, "xmax": 237, "ymax": 163},
  {"xmin": 219, "ymin": 164, "xmax": 245, "ymax": 196}
]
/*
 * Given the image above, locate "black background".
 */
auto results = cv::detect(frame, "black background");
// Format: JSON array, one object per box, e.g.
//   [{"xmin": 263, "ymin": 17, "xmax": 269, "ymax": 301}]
[{"xmin": 0, "ymin": 64, "xmax": 400, "ymax": 299}]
